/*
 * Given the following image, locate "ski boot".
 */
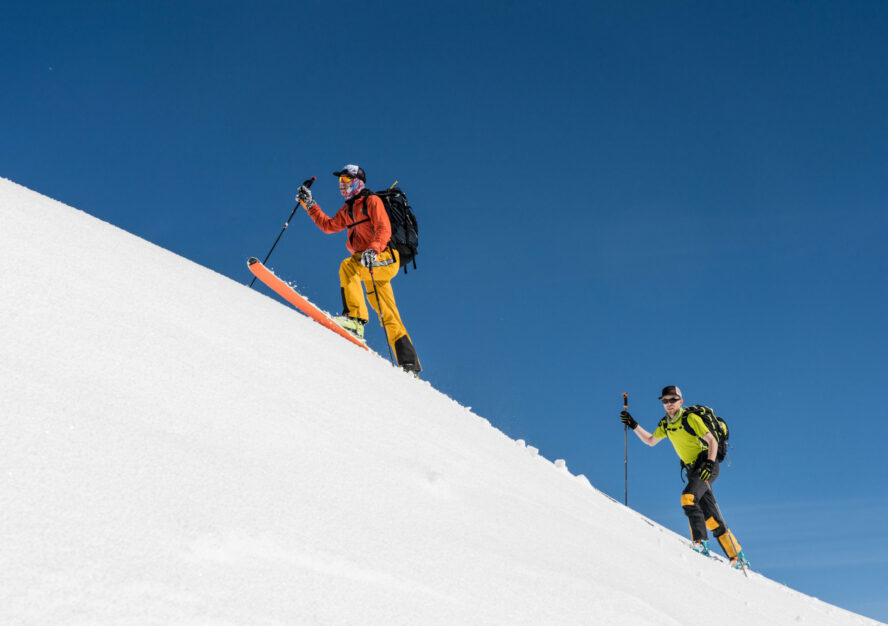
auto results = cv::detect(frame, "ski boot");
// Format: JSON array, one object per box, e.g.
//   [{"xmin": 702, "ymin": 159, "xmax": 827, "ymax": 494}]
[
  {"xmin": 731, "ymin": 550, "xmax": 750, "ymax": 570},
  {"xmin": 333, "ymin": 316, "xmax": 366, "ymax": 340},
  {"xmin": 690, "ymin": 540, "xmax": 710, "ymax": 557}
]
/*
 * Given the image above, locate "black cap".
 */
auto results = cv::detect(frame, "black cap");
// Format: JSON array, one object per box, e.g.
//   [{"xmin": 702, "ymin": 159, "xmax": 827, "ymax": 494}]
[
  {"xmin": 658, "ymin": 385, "xmax": 683, "ymax": 399},
  {"xmin": 332, "ymin": 164, "xmax": 366, "ymax": 182}
]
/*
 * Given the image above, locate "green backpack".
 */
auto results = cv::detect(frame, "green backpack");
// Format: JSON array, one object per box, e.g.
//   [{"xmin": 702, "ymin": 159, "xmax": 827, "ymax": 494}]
[{"xmin": 667, "ymin": 405, "xmax": 730, "ymax": 462}]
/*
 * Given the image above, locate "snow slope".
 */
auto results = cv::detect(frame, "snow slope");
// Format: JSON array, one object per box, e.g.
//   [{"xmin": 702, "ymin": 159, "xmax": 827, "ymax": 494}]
[{"xmin": 0, "ymin": 177, "xmax": 880, "ymax": 625}]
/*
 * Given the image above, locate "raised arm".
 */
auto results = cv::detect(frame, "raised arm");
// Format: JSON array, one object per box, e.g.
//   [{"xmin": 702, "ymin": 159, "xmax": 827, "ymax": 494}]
[{"xmin": 621, "ymin": 411, "xmax": 662, "ymax": 446}]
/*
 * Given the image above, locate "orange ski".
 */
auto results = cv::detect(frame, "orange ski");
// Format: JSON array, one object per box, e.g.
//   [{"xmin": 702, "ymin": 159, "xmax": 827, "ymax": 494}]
[{"xmin": 248, "ymin": 257, "xmax": 369, "ymax": 351}]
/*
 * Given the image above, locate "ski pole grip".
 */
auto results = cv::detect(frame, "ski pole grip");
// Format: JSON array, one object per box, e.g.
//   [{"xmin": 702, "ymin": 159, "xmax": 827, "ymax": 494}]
[
  {"xmin": 295, "ymin": 176, "xmax": 317, "ymax": 211},
  {"xmin": 623, "ymin": 392, "xmax": 628, "ymax": 410}
]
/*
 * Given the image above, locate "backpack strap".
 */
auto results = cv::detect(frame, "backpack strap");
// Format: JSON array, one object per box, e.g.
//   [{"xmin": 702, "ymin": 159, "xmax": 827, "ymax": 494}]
[
  {"xmin": 361, "ymin": 190, "xmax": 375, "ymax": 217},
  {"xmin": 683, "ymin": 407, "xmax": 723, "ymax": 438},
  {"xmin": 682, "ymin": 410, "xmax": 721, "ymax": 459},
  {"xmin": 682, "ymin": 411, "xmax": 715, "ymax": 451},
  {"xmin": 681, "ymin": 413, "xmax": 697, "ymax": 438},
  {"xmin": 345, "ymin": 191, "xmax": 373, "ymax": 229}
]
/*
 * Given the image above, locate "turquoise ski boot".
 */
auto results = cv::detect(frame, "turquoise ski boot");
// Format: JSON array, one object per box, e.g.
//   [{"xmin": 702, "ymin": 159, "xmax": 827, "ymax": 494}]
[
  {"xmin": 690, "ymin": 540, "xmax": 710, "ymax": 557},
  {"xmin": 731, "ymin": 550, "xmax": 750, "ymax": 570}
]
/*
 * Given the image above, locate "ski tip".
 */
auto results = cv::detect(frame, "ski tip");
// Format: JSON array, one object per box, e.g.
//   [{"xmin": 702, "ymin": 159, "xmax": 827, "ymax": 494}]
[{"xmin": 248, "ymin": 257, "xmax": 259, "ymax": 266}]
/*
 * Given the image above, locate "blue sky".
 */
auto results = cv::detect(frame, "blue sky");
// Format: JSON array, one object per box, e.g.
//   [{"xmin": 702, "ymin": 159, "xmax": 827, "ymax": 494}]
[{"xmin": 3, "ymin": 0, "xmax": 887, "ymax": 620}]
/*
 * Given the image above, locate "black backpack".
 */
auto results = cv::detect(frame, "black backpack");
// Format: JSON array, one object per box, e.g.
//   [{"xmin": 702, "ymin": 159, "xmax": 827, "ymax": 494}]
[
  {"xmin": 346, "ymin": 188, "xmax": 419, "ymax": 273},
  {"xmin": 661, "ymin": 405, "xmax": 730, "ymax": 462}
]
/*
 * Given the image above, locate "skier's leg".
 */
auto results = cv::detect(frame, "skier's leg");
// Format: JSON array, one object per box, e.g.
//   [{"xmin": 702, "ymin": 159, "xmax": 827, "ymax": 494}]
[
  {"xmin": 361, "ymin": 250, "xmax": 421, "ymax": 372},
  {"xmin": 339, "ymin": 255, "xmax": 369, "ymax": 322},
  {"xmin": 681, "ymin": 477, "xmax": 711, "ymax": 543},
  {"xmin": 705, "ymin": 489, "xmax": 743, "ymax": 560}
]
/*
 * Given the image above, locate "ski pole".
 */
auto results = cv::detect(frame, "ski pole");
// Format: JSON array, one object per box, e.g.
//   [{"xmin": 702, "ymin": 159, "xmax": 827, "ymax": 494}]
[
  {"xmin": 367, "ymin": 265, "xmax": 396, "ymax": 366},
  {"xmin": 623, "ymin": 392, "xmax": 629, "ymax": 505},
  {"xmin": 249, "ymin": 175, "xmax": 316, "ymax": 288}
]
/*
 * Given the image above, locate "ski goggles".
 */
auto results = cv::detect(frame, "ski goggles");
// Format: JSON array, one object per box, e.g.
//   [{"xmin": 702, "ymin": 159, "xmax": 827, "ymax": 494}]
[
  {"xmin": 661, "ymin": 397, "xmax": 681, "ymax": 404},
  {"xmin": 338, "ymin": 175, "xmax": 354, "ymax": 183}
]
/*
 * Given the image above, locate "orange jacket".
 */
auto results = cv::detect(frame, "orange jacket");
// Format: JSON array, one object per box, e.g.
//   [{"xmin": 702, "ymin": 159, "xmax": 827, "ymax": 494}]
[{"xmin": 306, "ymin": 194, "xmax": 392, "ymax": 255}]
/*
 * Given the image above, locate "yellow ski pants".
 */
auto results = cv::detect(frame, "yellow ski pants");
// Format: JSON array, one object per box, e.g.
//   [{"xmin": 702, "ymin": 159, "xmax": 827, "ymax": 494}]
[{"xmin": 339, "ymin": 249, "xmax": 418, "ymax": 368}]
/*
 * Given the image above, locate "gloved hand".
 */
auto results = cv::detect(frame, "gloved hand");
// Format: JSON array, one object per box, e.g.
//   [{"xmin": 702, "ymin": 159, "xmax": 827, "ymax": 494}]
[
  {"xmin": 699, "ymin": 459, "xmax": 715, "ymax": 482},
  {"xmin": 360, "ymin": 249, "xmax": 378, "ymax": 268},
  {"xmin": 296, "ymin": 185, "xmax": 315, "ymax": 209},
  {"xmin": 620, "ymin": 410, "xmax": 638, "ymax": 430}
]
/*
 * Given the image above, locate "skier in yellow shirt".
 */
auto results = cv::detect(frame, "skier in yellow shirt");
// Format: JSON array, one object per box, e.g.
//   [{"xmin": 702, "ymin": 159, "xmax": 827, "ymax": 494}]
[{"xmin": 621, "ymin": 385, "xmax": 749, "ymax": 569}]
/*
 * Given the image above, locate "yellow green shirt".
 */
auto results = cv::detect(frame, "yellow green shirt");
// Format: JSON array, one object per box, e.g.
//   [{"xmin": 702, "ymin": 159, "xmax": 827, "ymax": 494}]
[{"xmin": 653, "ymin": 408, "xmax": 710, "ymax": 465}]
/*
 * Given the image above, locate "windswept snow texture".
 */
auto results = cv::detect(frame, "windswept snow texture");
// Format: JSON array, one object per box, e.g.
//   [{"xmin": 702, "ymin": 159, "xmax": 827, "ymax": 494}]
[{"xmin": 1, "ymin": 177, "xmax": 881, "ymax": 625}]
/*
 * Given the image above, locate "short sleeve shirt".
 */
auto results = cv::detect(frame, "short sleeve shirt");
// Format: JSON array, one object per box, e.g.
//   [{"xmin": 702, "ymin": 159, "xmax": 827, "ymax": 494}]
[{"xmin": 653, "ymin": 409, "xmax": 710, "ymax": 465}]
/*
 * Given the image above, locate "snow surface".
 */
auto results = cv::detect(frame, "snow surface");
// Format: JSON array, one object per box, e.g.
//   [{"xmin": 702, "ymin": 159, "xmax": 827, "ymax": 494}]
[{"xmin": 1, "ymin": 177, "xmax": 881, "ymax": 625}]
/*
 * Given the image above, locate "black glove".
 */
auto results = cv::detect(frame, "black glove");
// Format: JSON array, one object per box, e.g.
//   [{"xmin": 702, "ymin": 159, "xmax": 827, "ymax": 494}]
[
  {"xmin": 620, "ymin": 410, "xmax": 638, "ymax": 430},
  {"xmin": 699, "ymin": 459, "xmax": 715, "ymax": 482},
  {"xmin": 296, "ymin": 185, "xmax": 315, "ymax": 209}
]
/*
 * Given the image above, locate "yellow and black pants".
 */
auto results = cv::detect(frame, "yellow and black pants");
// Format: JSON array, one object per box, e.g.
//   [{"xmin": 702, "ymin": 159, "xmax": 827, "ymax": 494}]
[
  {"xmin": 681, "ymin": 459, "xmax": 743, "ymax": 559},
  {"xmin": 339, "ymin": 248, "xmax": 421, "ymax": 372}
]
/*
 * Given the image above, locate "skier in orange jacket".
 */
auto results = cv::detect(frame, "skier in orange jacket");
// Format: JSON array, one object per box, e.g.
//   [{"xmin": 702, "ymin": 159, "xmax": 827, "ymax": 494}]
[{"xmin": 297, "ymin": 164, "xmax": 420, "ymax": 374}]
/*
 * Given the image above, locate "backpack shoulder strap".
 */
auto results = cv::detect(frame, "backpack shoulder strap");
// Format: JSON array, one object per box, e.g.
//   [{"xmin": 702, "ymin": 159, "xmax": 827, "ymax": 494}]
[
  {"xmin": 682, "ymin": 407, "xmax": 721, "ymax": 442},
  {"xmin": 345, "ymin": 196, "xmax": 356, "ymax": 221},
  {"xmin": 346, "ymin": 190, "xmax": 374, "ymax": 228},
  {"xmin": 359, "ymin": 189, "xmax": 374, "ymax": 217}
]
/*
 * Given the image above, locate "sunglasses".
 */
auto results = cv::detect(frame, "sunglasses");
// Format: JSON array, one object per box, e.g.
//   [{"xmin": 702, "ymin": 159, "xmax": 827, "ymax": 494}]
[
  {"xmin": 338, "ymin": 175, "xmax": 354, "ymax": 183},
  {"xmin": 661, "ymin": 397, "xmax": 681, "ymax": 404}
]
